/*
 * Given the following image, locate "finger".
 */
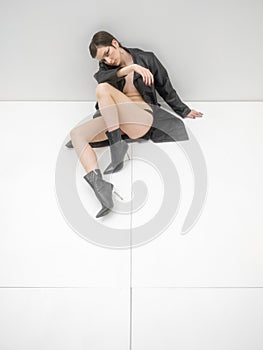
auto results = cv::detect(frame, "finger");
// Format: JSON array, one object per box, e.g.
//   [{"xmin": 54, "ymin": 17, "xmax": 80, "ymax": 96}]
[
  {"xmin": 147, "ymin": 72, "xmax": 151, "ymax": 85},
  {"xmin": 145, "ymin": 72, "xmax": 148, "ymax": 85},
  {"xmin": 146, "ymin": 73, "xmax": 150, "ymax": 86},
  {"xmin": 149, "ymin": 73, "xmax": 154, "ymax": 85},
  {"xmin": 149, "ymin": 74, "xmax": 152, "ymax": 86}
]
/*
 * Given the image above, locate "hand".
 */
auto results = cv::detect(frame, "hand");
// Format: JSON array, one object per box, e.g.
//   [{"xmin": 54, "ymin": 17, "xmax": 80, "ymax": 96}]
[
  {"xmin": 133, "ymin": 64, "xmax": 154, "ymax": 86},
  {"xmin": 186, "ymin": 109, "xmax": 203, "ymax": 119}
]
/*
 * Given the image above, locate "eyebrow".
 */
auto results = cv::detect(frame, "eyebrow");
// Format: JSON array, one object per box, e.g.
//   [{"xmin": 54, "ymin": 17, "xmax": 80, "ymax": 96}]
[{"xmin": 100, "ymin": 47, "xmax": 109, "ymax": 62}]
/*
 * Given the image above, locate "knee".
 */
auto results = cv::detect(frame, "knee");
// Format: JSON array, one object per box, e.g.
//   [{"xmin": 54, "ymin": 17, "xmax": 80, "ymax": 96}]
[
  {"xmin": 70, "ymin": 126, "xmax": 82, "ymax": 141},
  {"xmin": 95, "ymin": 83, "xmax": 112, "ymax": 98},
  {"xmin": 127, "ymin": 133, "xmax": 139, "ymax": 140}
]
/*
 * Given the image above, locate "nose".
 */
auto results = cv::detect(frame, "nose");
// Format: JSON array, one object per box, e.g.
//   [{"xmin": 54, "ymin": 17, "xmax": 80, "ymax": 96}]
[{"xmin": 105, "ymin": 57, "xmax": 114, "ymax": 65}]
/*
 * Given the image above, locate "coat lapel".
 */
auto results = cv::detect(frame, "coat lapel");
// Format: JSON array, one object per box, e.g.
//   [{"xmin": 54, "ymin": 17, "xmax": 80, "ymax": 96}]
[{"xmin": 122, "ymin": 46, "xmax": 141, "ymax": 81}]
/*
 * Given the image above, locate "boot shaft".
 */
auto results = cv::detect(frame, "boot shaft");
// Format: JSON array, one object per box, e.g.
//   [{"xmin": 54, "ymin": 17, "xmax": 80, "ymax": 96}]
[
  {"xmin": 83, "ymin": 168, "xmax": 102, "ymax": 187},
  {"xmin": 83, "ymin": 169, "xmax": 114, "ymax": 209},
  {"xmin": 105, "ymin": 128, "xmax": 122, "ymax": 145}
]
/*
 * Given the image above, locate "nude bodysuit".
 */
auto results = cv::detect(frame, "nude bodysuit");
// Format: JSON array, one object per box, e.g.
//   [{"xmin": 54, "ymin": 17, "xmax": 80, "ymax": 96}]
[{"xmin": 122, "ymin": 54, "xmax": 153, "ymax": 112}]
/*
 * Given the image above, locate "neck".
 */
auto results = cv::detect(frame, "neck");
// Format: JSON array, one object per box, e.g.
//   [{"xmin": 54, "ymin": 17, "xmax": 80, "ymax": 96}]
[{"xmin": 119, "ymin": 47, "xmax": 132, "ymax": 66}]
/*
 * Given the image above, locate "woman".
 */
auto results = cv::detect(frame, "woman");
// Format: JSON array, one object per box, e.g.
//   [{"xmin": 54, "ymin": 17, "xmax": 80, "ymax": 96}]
[{"xmin": 70, "ymin": 30, "xmax": 203, "ymax": 218}]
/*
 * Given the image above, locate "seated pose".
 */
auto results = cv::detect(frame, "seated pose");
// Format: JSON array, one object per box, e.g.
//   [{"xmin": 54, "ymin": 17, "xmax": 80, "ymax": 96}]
[{"xmin": 70, "ymin": 30, "xmax": 203, "ymax": 218}]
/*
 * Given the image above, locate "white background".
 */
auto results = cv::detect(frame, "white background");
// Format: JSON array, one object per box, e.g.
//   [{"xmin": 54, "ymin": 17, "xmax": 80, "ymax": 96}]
[{"xmin": 0, "ymin": 0, "xmax": 263, "ymax": 348}]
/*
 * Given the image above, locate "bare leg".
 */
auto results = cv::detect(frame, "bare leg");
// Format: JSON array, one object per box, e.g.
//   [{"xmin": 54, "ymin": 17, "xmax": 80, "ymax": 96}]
[
  {"xmin": 70, "ymin": 83, "xmax": 153, "ymax": 173},
  {"xmin": 70, "ymin": 117, "xmax": 108, "ymax": 173},
  {"xmin": 96, "ymin": 83, "xmax": 153, "ymax": 138}
]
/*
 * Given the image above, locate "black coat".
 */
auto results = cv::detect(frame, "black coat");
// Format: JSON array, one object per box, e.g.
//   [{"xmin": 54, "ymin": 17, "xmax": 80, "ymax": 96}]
[{"xmin": 66, "ymin": 47, "xmax": 191, "ymax": 149}]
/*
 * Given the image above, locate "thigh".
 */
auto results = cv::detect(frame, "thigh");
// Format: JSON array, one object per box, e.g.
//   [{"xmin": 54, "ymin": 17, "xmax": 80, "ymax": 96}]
[
  {"xmin": 97, "ymin": 83, "xmax": 154, "ymax": 139},
  {"xmin": 118, "ymin": 103, "xmax": 154, "ymax": 139}
]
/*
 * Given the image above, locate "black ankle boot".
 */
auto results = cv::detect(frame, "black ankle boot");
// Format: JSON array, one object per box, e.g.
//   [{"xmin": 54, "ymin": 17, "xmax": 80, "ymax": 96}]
[
  {"xmin": 103, "ymin": 128, "xmax": 129, "ymax": 175},
  {"xmin": 83, "ymin": 169, "xmax": 114, "ymax": 218}
]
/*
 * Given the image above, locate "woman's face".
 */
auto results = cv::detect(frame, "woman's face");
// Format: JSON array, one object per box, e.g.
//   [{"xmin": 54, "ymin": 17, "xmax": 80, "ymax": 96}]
[{"xmin": 95, "ymin": 40, "xmax": 121, "ymax": 66}]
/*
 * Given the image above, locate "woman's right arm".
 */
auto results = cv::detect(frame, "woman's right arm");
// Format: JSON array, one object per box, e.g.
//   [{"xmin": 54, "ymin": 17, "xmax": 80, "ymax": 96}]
[
  {"xmin": 118, "ymin": 64, "xmax": 154, "ymax": 86},
  {"xmin": 94, "ymin": 62, "xmax": 154, "ymax": 85},
  {"xmin": 116, "ymin": 65, "xmax": 135, "ymax": 78}
]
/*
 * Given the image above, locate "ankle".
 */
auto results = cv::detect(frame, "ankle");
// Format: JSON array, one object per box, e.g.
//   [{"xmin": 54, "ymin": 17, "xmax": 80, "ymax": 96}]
[
  {"xmin": 83, "ymin": 168, "xmax": 103, "ymax": 185},
  {"xmin": 86, "ymin": 168, "xmax": 100, "ymax": 175},
  {"xmin": 84, "ymin": 168, "xmax": 101, "ymax": 179},
  {"xmin": 105, "ymin": 128, "xmax": 122, "ymax": 144}
]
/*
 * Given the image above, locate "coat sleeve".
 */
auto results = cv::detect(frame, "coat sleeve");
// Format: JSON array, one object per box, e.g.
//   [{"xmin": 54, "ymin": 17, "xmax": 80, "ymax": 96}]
[
  {"xmin": 93, "ymin": 62, "xmax": 127, "ymax": 84},
  {"xmin": 151, "ymin": 53, "xmax": 191, "ymax": 118}
]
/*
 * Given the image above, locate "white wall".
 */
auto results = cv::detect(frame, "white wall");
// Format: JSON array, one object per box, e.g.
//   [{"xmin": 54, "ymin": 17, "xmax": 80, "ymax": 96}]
[{"xmin": 0, "ymin": 0, "xmax": 262, "ymax": 101}]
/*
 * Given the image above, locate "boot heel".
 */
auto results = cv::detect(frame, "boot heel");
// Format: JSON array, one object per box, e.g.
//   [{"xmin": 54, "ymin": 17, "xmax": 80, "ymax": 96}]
[
  {"xmin": 109, "ymin": 183, "xmax": 123, "ymax": 200},
  {"xmin": 113, "ymin": 188, "xmax": 124, "ymax": 201}
]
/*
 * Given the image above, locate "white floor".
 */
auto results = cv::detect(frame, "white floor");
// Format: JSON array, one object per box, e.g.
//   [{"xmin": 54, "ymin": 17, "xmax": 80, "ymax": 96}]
[{"xmin": 0, "ymin": 101, "xmax": 263, "ymax": 349}]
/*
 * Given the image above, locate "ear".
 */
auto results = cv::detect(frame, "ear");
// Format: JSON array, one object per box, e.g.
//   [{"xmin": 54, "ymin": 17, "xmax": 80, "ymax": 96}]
[{"xmin": 111, "ymin": 39, "xmax": 119, "ymax": 48}]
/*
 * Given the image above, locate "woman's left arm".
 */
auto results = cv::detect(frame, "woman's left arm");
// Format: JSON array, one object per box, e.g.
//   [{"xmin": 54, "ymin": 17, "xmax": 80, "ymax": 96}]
[
  {"xmin": 94, "ymin": 61, "xmax": 126, "ymax": 84},
  {"xmin": 151, "ymin": 53, "xmax": 203, "ymax": 119}
]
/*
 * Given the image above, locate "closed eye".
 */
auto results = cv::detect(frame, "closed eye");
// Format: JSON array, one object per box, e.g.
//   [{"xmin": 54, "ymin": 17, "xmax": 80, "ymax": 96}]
[{"xmin": 101, "ymin": 48, "xmax": 110, "ymax": 63}]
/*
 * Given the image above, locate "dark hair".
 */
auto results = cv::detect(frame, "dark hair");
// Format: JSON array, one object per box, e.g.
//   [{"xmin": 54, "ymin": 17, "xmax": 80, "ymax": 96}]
[{"xmin": 89, "ymin": 30, "xmax": 123, "ymax": 58}]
